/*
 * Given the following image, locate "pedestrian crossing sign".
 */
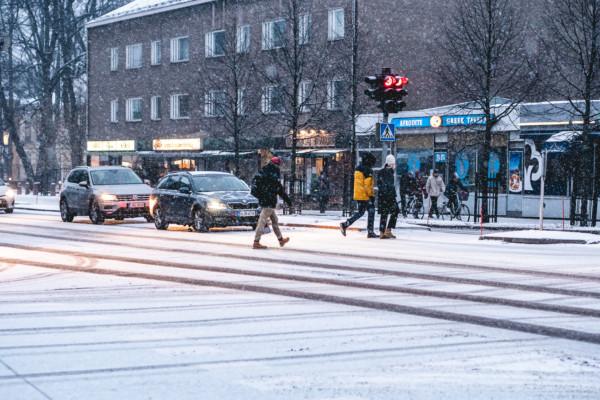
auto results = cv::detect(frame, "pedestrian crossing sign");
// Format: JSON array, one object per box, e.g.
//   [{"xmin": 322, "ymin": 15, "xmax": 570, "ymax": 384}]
[{"xmin": 379, "ymin": 123, "xmax": 396, "ymax": 142}]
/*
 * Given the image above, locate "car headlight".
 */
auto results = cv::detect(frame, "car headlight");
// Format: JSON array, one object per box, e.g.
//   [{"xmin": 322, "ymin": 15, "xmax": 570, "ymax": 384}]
[
  {"xmin": 5, "ymin": 188, "xmax": 15, "ymax": 198},
  {"xmin": 207, "ymin": 200, "xmax": 228, "ymax": 211},
  {"xmin": 100, "ymin": 193, "xmax": 118, "ymax": 202}
]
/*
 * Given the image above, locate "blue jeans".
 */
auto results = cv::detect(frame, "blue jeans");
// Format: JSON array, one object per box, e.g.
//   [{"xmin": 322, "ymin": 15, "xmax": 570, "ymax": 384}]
[{"xmin": 345, "ymin": 200, "xmax": 375, "ymax": 233}]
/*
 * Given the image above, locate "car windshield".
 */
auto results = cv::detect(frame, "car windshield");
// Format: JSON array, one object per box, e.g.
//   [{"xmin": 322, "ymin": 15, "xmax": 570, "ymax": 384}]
[
  {"xmin": 90, "ymin": 169, "xmax": 143, "ymax": 185},
  {"xmin": 192, "ymin": 175, "xmax": 249, "ymax": 192}
]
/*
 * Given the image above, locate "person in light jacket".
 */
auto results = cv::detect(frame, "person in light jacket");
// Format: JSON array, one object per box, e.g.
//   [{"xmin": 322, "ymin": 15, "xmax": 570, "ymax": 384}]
[{"xmin": 426, "ymin": 169, "xmax": 445, "ymax": 218}]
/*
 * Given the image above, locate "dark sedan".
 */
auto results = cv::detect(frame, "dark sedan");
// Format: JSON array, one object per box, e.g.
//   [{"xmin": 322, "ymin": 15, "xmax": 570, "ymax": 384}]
[{"xmin": 149, "ymin": 171, "xmax": 260, "ymax": 232}]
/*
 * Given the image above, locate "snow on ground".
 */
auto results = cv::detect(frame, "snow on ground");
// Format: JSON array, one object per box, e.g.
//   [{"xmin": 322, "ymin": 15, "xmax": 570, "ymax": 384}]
[
  {"xmin": 0, "ymin": 210, "xmax": 600, "ymax": 399},
  {"xmin": 483, "ymin": 230, "xmax": 600, "ymax": 244}
]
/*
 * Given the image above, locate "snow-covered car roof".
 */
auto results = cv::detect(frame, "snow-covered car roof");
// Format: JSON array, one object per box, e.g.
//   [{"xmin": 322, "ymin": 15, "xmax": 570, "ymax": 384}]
[{"xmin": 87, "ymin": 0, "xmax": 214, "ymax": 28}]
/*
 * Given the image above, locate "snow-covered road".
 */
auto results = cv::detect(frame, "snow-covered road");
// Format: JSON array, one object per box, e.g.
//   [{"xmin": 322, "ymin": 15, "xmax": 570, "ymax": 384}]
[{"xmin": 1, "ymin": 210, "xmax": 600, "ymax": 399}]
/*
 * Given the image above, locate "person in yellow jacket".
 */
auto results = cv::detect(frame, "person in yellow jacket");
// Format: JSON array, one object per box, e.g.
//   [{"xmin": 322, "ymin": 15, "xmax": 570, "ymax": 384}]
[{"xmin": 340, "ymin": 152, "xmax": 378, "ymax": 238}]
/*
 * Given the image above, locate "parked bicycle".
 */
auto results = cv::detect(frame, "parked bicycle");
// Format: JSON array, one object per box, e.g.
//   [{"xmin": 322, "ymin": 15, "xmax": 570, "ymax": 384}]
[
  {"xmin": 405, "ymin": 193, "xmax": 425, "ymax": 219},
  {"xmin": 437, "ymin": 190, "xmax": 470, "ymax": 221}
]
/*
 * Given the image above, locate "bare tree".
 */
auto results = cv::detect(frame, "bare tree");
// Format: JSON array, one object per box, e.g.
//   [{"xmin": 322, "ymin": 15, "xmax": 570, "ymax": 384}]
[
  {"xmin": 543, "ymin": 0, "xmax": 600, "ymax": 225},
  {"xmin": 258, "ymin": 0, "xmax": 335, "ymax": 203},
  {"xmin": 439, "ymin": 0, "xmax": 538, "ymax": 221},
  {"xmin": 198, "ymin": 0, "xmax": 265, "ymax": 176},
  {"xmin": 0, "ymin": 0, "xmax": 36, "ymax": 185}
]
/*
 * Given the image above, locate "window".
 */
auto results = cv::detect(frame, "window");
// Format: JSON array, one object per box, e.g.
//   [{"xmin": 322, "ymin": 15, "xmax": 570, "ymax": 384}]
[
  {"xmin": 327, "ymin": 79, "xmax": 345, "ymax": 110},
  {"xmin": 299, "ymin": 13, "xmax": 311, "ymax": 45},
  {"xmin": 125, "ymin": 44, "xmax": 143, "ymax": 69},
  {"xmin": 151, "ymin": 96, "xmax": 161, "ymax": 120},
  {"xmin": 110, "ymin": 99, "xmax": 118, "ymax": 122},
  {"xmin": 205, "ymin": 30, "xmax": 226, "ymax": 57},
  {"xmin": 126, "ymin": 98, "xmax": 142, "ymax": 121},
  {"xmin": 261, "ymin": 85, "xmax": 283, "ymax": 114},
  {"xmin": 204, "ymin": 90, "xmax": 226, "ymax": 117},
  {"xmin": 151, "ymin": 40, "xmax": 161, "ymax": 65},
  {"xmin": 237, "ymin": 88, "xmax": 246, "ymax": 115},
  {"xmin": 170, "ymin": 37, "xmax": 189, "ymax": 62},
  {"xmin": 298, "ymin": 80, "xmax": 312, "ymax": 112},
  {"xmin": 68, "ymin": 169, "xmax": 88, "ymax": 184},
  {"xmin": 262, "ymin": 19, "xmax": 286, "ymax": 50},
  {"xmin": 110, "ymin": 47, "xmax": 119, "ymax": 71},
  {"xmin": 328, "ymin": 8, "xmax": 345, "ymax": 40},
  {"xmin": 170, "ymin": 94, "xmax": 190, "ymax": 119},
  {"xmin": 237, "ymin": 25, "xmax": 251, "ymax": 53}
]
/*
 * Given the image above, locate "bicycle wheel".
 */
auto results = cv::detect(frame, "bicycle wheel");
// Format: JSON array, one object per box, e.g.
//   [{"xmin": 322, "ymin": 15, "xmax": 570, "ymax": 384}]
[{"xmin": 460, "ymin": 204, "xmax": 471, "ymax": 222}]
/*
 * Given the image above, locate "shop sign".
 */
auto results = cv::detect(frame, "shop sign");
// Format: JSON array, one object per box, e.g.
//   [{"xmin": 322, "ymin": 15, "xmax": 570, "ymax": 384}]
[
  {"xmin": 392, "ymin": 114, "xmax": 492, "ymax": 130},
  {"xmin": 434, "ymin": 151, "xmax": 447, "ymax": 163},
  {"xmin": 87, "ymin": 140, "xmax": 135, "ymax": 152},
  {"xmin": 287, "ymin": 129, "xmax": 335, "ymax": 148},
  {"xmin": 152, "ymin": 138, "xmax": 202, "ymax": 151}
]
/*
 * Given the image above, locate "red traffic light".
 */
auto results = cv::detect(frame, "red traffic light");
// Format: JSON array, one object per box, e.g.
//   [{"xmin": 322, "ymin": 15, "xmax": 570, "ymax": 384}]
[
  {"xmin": 383, "ymin": 75, "xmax": 397, "ymax": 88},
  {"xmin": 395, "ymin": 76, "xmax": 409, "ymax": 88}
]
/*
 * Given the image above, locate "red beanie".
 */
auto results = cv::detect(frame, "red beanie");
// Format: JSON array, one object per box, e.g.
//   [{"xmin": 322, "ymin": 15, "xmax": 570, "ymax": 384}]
[{"xmin": 271, "ymin": 156, "xmax": 282, "ymax": 165}]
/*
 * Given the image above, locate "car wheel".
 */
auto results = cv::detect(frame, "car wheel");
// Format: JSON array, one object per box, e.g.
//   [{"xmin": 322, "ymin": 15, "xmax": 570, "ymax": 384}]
[
  {"xmin": 60, "ymin": 199, "xmax": 74, "ymax": 222},
  {"xmin": 89, "ymin": 200, "xmax": 105, "ymax": 225},
  {"xmin": 5, "ymin": 205, "xmax": 14, "ymax": 214},
  {"xmin": 251, "ymin": 224, "xmax": 257, "ymax": 231},
  {"xmin": 192, "ymin": 208, "xmax": 209, "ymax": 233},
  {"xmin": 153, "ymin": 206, "xmax": 169, "ymax": 230}
]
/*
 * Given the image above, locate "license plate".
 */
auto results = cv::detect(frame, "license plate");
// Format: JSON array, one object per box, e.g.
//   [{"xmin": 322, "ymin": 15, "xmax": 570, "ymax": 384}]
[
  {"xmin": 129, "ymin": 201, "xmax": 146, "ymax": 208},
  {"xmin": 238, "ymin": 210, "xmax": 256, "ymax": 217}
]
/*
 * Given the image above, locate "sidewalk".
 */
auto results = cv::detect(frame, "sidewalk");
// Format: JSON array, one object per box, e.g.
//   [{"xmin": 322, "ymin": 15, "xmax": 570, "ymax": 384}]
[{"xmin": 481, "ymin": 230, "xmax": 600, "ymax": 245}]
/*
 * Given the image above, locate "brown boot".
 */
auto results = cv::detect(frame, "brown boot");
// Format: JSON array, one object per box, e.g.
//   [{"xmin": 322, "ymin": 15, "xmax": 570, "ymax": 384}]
[
  {"xmin": 253, "ymin": 241, "xmax": 267, "ymax": 249},
  {"xmin": 385, "ymin": 229, "xmax": 397, "ymax": 239},
  {"xmin": 279, "ymin": 237, "xmax": 290, "ymax": 247},
  {"xmin": 380, "ymin": 232, "xmax": 390, "ymax": 239}
]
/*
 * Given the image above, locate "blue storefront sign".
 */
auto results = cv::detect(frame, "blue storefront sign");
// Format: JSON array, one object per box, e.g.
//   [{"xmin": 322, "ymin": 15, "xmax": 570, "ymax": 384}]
[{"xmin": 391, "ymin": 114, "xmax": 492, "ymax": 130}]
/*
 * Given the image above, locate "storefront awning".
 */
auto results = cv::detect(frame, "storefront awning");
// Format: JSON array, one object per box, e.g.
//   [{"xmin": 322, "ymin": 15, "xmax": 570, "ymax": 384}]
[
  {"xmin": 137, "ymin": 150, "xmax": 256, "ymax": 159},
  {"xmin": 295, "ymin": 149, "xmax": 348, "ymax": 158}
]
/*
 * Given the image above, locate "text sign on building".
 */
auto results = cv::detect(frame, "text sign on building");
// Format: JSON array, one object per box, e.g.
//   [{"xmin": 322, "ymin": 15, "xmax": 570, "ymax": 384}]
[
  {"xmin": 87, "ymin": 140, "xmax": 135, "ymax": 152},
  {"xmin": 391, "ymin": 114, "xmax": 491, "ymax": 130},
  {"xmin": 152, "ymin": 138, "xmax": 202, "ymax": 151}
]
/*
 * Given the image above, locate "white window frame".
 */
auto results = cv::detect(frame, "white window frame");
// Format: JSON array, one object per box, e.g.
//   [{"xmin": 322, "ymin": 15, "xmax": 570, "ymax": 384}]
[
  {"xmin": 237, "ymin": 88, "xmax": 246, "ymax": 115},
  {"xmin": 262, "ymin": 19, "xmax": 286, "ymax": 50},
  {"xmin": 328, "ymin": 8, "xmax": 345, "ymax": 41},
  {"xmin": 151, "ymin": 96, "xmax": 161, "ymax": 120},
  {"xmin": 261, "ymin": 85, "xmax": 283, "ymax": 114},
  {"xmin": 170, "ymin": 93, "xmax": 190, "ymax": 119},
  {"xmin": 299, "ymin": 13, "xmax": 311, "ymax": 45},
  {"xmin": 170, "ymin": 36, "xmax": 190, "ymax": 63},
  {"xmin": 327, "ymin": 79, "xmax": 345, "ymax": 110},
  {"xmin": 204, "ymin": 90, "xmax": 227, "ymax": 117},
  {"xmin": 110, "ymin": 99, "xmax": 118, "ymax": 122},
  {"xmin": 205, "ymin": 30, "xmax": 226, "ymax": 58},
  {"xmin": 236, "ymin": 25, "xmax": 250, "ymax": 54},
  {"xmin": 125, "ymin": 44, "xmax": 143, "ymax": 69},
  {"xmin": 151, "ymin": 40, "xmax": 162, "ymax": 65},
  {"xmin": 298, "ymin": 80, "xmax": 312, "ymax": 113},
  {"xmin": 126, "ymin": 98, "xmax": 143, "ymax": 121},
  {"xmin": 110, "ymin": 47, "xmax": 119, "ymax": 71}
]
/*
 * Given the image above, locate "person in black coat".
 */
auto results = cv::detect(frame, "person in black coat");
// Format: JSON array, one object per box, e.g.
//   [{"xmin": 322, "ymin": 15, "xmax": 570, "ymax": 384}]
[
  {"xmin": 252, "ymin": 157, "xmax": 292, "ymax": 249},
  {"xmin": 377, "ymin": 154, "xmax": 399, "ymax": 239}
]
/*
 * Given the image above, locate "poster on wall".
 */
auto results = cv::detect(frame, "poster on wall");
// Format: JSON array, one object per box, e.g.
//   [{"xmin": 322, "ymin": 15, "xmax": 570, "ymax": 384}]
[{"xmin": 508, "ymin": 151, "xmax": 523, "ymax": 193}]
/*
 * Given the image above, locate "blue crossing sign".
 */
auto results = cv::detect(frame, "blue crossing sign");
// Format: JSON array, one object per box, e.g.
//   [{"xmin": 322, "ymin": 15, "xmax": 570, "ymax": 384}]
[{"xmin": 379, "ymin": 123, "xmax": 396, "ymax": 142}]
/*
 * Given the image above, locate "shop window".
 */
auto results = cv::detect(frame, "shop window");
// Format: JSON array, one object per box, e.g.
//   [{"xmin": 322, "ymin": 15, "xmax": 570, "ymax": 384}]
[
  {"xmin": 545, "ymin": 153, "xmax": 569, "ymax": 196},
  {"xmin": 453, "ymin": 150, "xmax": 477, "ymax": 187},
  {"xmin": 397, "ymin": 149, "xmax": 433, "ymax": 177}
]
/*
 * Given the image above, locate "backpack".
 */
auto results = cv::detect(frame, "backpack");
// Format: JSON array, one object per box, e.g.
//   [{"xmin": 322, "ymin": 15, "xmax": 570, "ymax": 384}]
[{"xmin": 250, "ymin": 172, "xmax": 263, "ymax": 198}]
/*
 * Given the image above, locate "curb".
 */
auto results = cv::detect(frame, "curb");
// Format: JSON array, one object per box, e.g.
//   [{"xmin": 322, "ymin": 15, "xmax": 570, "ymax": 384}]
[
  {"xmin": 15, "ymin": 207, "xmax": 59, "ymax": 212},
  {"xmin": 407, "ymin": 221, "xmax": 600, "ymax": 235},
  {"xmin": 479, "ymin": 236, "xmax": 598, "ymax": 245}
]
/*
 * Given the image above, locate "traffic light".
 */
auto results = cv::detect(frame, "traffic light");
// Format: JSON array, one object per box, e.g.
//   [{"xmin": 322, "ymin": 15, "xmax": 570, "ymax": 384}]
[{"xmin": 364, "ymin": 69, "xmax": 409, "ymax": 115}]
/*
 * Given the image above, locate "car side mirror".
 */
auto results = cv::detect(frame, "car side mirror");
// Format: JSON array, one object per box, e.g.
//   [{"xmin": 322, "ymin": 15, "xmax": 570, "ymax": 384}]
[
  {"xmin": 179, "ymin": 187, "xmax": 191, "ymax": 195},
  {"xmin": 78, "ymin": 180, "xmax": 89, "ymax": 188}
]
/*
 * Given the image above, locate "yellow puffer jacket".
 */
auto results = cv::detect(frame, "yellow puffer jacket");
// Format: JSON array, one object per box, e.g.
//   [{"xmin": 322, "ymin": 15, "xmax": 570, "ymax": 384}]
[{"xmin": 353, "ymin": 166, "xmax": 374, "ymax": 201}]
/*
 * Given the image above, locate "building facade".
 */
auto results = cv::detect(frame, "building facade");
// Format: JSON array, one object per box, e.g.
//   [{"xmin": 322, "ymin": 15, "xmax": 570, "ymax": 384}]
[{"xmin": 86, "ymin": 0, "xmax": 453, "ymax": 192}]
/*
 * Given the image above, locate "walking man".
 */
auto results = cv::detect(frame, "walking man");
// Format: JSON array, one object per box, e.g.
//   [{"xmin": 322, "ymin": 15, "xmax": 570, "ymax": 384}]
[
  {"xmin": 426, "ymin": 169, "xmax": 445, "ymax": 218},
  {"xmin": 378, "ymin": 155, "xmax": 399, "ymax": 239},
  {"xmin": 252, "ymin": 156, "xmax": 292, "ymax": 249},
  {"xmin": 318, "ymin": 171, "xmax": 330, "ymax": 214},
  {"xmin": 340, "ymin": 153, "xmax": 378, "ymax": 238}
]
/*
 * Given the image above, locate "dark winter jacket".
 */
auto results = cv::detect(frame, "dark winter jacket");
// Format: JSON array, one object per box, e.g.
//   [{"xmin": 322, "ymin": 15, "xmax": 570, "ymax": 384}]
[
  {"xmin": 253, "ymin": 163, "xmax": 291, "ymax": 208},
  {"xmin": 399, "ymin": 173, "xmax": 416, "ymax": 195},
  {"xmin": 377, "ymin": 167, "xmax": 399, "ymax": 214},
  {"xmin": 445, "ymin": 177, "xmax": 466, "ymax": 197}
]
